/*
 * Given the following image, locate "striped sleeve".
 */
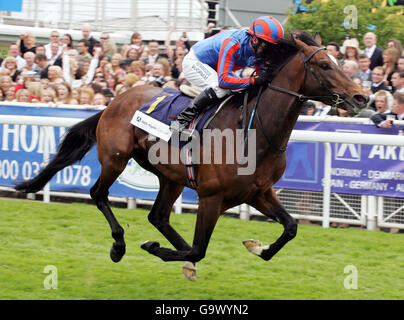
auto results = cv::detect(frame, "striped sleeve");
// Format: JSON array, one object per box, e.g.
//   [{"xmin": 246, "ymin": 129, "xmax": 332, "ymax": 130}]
[{"xmin": 217, "ymin": 39, "xmax": 252, "ymax": 89}]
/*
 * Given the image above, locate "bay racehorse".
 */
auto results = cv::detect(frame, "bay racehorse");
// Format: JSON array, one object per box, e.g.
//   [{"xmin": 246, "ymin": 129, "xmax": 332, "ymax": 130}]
[{"xmin": 15, "ymin": 32, "xmax": 368, "ymax": 280}]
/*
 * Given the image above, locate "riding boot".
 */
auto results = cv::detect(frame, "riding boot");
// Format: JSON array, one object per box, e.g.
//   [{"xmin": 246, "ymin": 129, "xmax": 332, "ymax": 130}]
[{"xmin": 170, "ymin": 88, "xmax": 220, "ymax": 136}]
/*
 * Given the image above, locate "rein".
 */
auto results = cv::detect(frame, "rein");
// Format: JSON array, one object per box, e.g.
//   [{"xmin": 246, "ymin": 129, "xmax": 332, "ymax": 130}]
[
  {"xmin": 267, "ymin": 47, "xmax": 343, "ymax": 106},
  {"xmin": 249, "ymin": 46, "xmax": 341, "ymax": 152}
]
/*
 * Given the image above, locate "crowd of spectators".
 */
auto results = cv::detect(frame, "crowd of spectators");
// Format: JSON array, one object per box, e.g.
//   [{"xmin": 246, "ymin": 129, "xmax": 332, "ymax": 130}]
[
  {"xmin": 0, "ymin": 23, "xmax": 191, "ymax": 108},
  {"xmin": 301, "ymin": 32, "xmax": 404, "ymax": 130},
  {"xmin": 0, "ymin": 22, "xmax": 403, "ymax": 118}
]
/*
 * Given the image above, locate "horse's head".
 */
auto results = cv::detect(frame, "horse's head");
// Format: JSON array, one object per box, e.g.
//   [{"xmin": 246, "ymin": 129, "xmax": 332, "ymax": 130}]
[{"xmin": 292, "ymin": 33, "xmax": 368, "ymax": 113}]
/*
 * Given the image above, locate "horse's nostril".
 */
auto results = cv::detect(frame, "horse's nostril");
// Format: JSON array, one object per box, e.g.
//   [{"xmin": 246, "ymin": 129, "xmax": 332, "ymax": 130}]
[{"xmin": 353, "ymin": 94, "xmax": 369, "ymax": 104}]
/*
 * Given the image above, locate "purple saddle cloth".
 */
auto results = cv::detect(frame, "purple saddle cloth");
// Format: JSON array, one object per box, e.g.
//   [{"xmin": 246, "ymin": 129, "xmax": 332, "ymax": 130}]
[{"xmin": 138, "ymin": 87, "xmax": 218, "ymax": 133}]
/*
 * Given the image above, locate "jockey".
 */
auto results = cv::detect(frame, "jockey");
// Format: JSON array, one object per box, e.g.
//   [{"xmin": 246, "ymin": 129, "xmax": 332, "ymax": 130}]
[{"xmin": 170, "ymin": 15, "xmax": 284, "ymax": 136}]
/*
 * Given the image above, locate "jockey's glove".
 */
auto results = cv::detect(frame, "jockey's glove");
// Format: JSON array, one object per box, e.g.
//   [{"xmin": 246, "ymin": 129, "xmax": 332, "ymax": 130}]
[{"xmin": 249, "ymin": 74, "xmax": 267, "ymax": 87}]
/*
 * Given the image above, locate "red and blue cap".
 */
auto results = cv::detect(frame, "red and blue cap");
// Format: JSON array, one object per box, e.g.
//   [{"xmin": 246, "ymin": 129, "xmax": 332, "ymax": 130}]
[{"xmin": 248, "ymin": 16, "xmax": 284, "ymax": 44}]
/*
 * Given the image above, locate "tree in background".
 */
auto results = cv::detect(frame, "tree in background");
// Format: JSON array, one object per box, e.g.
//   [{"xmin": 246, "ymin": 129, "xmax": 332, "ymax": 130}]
[{"xmin": 285, "ymin": 0, "xmax": 403, "ymax": 49}]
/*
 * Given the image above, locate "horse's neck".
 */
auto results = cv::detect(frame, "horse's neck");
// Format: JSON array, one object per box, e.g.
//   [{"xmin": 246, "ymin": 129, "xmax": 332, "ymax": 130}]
[{"xmin": 256, "ymin": 53, "xmax": 305, "ymax": 154}]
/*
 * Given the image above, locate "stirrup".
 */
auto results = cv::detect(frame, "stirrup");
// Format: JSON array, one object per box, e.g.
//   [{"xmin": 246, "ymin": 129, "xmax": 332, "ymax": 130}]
[
  {"xmin": 170, "ymin": 121, "xmax": 197, "ymax": 141},
  {"xmin": 170, "ymin": 120, "xmax": 184, "ymax": 133}
]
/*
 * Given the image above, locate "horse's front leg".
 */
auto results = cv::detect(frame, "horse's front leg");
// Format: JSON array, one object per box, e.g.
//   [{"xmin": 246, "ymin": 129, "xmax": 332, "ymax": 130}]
[
  {"xmin": 141, "ymin": 193, "xmax": 223, "ymax": 280},
  {"xmin": 244, "ymin": 188, "xmax": 297, "ymax": 261}
]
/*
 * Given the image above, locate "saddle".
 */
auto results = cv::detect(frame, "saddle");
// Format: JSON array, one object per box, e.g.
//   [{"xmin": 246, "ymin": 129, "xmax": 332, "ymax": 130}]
[
  {"xmin": 137, "ymin": 86, "xmax": 237, "ymax": 190},
  {"xmin": 138, "ymin": 87, "xmax": 232, "ymax": 138}
]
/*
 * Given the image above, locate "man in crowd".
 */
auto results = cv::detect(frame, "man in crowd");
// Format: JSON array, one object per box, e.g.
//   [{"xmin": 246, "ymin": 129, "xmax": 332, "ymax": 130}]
[
  {"xmin": 371, "ymin": 66, "xmax": 389, "ymax": 93},
  {"xmin": 392, "ymin": 92, "xmax": 404, "ymax": 120},
  {"xmin": 363, "ymin": 32, "xmax": 383, "ymax": 70},
  {"xmin": 48, "ymin": 42, "xmax": 63, "ymax": 67},
  {"xmin": 370, "ymin": 90, "xmax": 392, "ymax": 127},
  {"xmin": 35, "ymin": 53, "xmax": 51, "ymax": 79},
  {"xmin": 22, "ymin": 51, "xmax": 40, "ymax": 76},
  {"xmin": 326, "ymin": 41, "xmax": 341, "ymax": 63},
  {"xmin": 342, "ymin": 60, "xmax": 359, "ymax": 79},
  {"xmin": 357, "ymin": 54, "xmax": 372, "ymax": 82},
  {"xmin": 45, "ymin": 30, "xmax": 62, "ymax": 60},
  {"xmin": 147, "ymin": 62, "xmax": 167, "ymax": 86},
  {"xmin": 143, "ymin": 40, "xmax": 166, "ymax": 66},
  {"xmin": 391, "ymin": 71, "xmax": 404, "ymax": 93},
  {"xmin": 99, "ymin": 31, "xmax": 110, "ymax": 46},
  {"xmin": 2, "ymin": 43, "xmax": 26, "ymax": 70},
  {"xmin": 76, "ymin": 39, "xmax": 92, "ymax": 66},
  {"xmin": 372, "ymin": 92, "xmax": 404, "ymax": 129},
  {"xmin": 82, "ymin": 23, "xmax": 98, "ymax": 55}
]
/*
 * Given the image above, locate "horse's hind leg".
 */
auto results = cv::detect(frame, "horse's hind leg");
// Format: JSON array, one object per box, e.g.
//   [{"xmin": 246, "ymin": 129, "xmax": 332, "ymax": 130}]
[
  {"xmin": 90, "ymin": 160, "xmax": 127, "ymax": 262},
  {"xmin": 144, "ymin": 177, "xmax": 191, "ymax": 251},
  {"xmin": 244, "ymin": 188, "xmax": 297, "ymax": 261}
]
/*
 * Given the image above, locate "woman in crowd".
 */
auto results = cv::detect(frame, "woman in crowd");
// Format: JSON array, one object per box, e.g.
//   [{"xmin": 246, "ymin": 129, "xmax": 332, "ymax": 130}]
[
  {"xmin": 110, "ymin": 53, "xmax": 124, "ymax": 75},
  {"xmin": 121, "ymin": 32, "xmax": 144, "ymax": 59},
  {"xmin": 0, "ymin": 75, "xmax": 13, "ymax": 100},
  {"xmin": 27, "ymin": 82, "xmax": 43, "ymax": 102},
  {"xmin": 92, "ymin": 92, "xmax": 107, "ymax": 106},
  {"xmin": 48, "ymin": 65, "xmax": 64, "ymax": 83},
  {"xmin": 19, "ymin": 32, "xmax": 36, "ymax": 55},
  {"xmin": 102, "ymin": 39, "xmax": 118, "ymax": 61},
  {"xmin": 62, "ymin": 33, "xmax": 74, "ymax": 50},
  {"xmin": 382, "ymin": 48, "xmax": 400, "ymax": 87},
  {"xmin": 105, "ymin": 73, "xmax": 117, "ymax": 93},
  {"xmin": 42, "ymin": 88, "xmax": 56, "ymax": 104},
  {"xmin": 340, "ymin": 38, "xmax": 361, "ymax": 64},
  {"xmin": 79, "ymin": 88, "xmax": 95, "ymax": 105},
  {"xmin": 4, "ymin": 87, "xmax": 15, "ymax": 102},
  {"xmin": 63, "ymin": 46, "xmax": 101, "ymax": 89},
  {"xmin": 16, "ymin": 88, "xmax": 30, "ymax": 102},
  {"xmin": 386, "ymin": 39, "xmax": 403, "ymax": 57},
  {"xmin": 72, "ymin": 88, "xmax": 80, "ymax": 102},
  {"xmin": 130, "ymin": 60, "xmax": 148, "ymax": 81},
  {"xmin": 156, "ymin": 58, "xmax": 171, "ymax": 80},
  {"xmin": 125, "ymin": 47, "xmax": 140, "ymax": 61},
  {"xmin": 2, "ymin": 57, "xmax": 20, "ymax": 82},
  {"xmin": 55, "ymin": 82, "xmax": 78, "ymax": 105}
]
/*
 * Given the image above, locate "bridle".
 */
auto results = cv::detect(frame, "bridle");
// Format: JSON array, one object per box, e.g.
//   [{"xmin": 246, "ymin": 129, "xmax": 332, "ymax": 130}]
[
  {"xmin": 249, "ymin": 46, "xmax": 352, "ymax": 153},
  {"xmin": 266, "ymin": 46, "xmax": 344, "ymax": 107}
]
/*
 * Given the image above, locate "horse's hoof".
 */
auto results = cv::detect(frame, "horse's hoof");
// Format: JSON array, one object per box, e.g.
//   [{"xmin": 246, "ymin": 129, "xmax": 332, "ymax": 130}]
[
  {"xmin": 242, "ymin": 239, "xmax": 267, "ymax": 256},
  {"xmin": 141, "ymin": 240, "xmax": 160, "ymax": 253},
  {"xmin": 110, "ymin": 244, "xmax": 125, "ymax": 263},
  {"xmin": 182, "ymin": 261, "xmax": 197, "ymax": 281}
]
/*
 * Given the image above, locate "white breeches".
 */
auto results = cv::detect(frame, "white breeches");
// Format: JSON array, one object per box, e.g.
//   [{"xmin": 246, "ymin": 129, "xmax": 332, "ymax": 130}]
[{"xmin": 182, "ymin": 49, "xmax": 230, "ymax": 99}]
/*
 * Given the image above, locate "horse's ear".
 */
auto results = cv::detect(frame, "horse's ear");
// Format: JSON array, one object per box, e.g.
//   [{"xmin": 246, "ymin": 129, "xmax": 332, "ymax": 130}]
[
  {"xmin": 314, "ymin": 32, "xmax": 322, "ymax": 45},
  {"xmin": 291, "ymin": 30, "xmax": 301, "ymax": 41},
  {"xmin": 294, "ymin": 38, "xmax": 310, "ymax": 54}
]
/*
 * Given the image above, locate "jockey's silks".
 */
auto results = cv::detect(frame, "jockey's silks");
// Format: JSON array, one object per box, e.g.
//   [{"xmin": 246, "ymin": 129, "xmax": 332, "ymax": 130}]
[{"xmin": 192, "ymin": 29, "xmax": 265, "ymax": 90}]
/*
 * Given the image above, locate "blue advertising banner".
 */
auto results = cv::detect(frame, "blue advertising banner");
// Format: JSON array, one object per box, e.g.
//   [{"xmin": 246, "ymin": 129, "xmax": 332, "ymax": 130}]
[
  {"xmin": 0, "ymin": 105, "xmax": 198, "ymax": 202},
  {"xmin": 0, "ymin": 105, "xmax": 403, "ymax": 202},
  {"xmin": 274, "ymin": 121, "xmax": 404, "ymax": 198}
]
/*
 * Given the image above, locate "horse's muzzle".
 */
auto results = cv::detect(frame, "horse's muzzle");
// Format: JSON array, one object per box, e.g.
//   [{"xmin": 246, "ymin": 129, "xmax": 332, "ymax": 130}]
[{"xmin": 352, "ymin": 94, "xmax": 369, "ymax": 107}]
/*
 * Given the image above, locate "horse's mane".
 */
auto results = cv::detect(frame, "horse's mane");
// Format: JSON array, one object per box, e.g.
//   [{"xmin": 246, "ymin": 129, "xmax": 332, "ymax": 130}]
[
  {"xmin": 263, "ymin": 31, "xmax": 320, "ymax": 79},
  {"xmin": 245, "ymin": 31, "xmax": 320, "ymax": 98}
]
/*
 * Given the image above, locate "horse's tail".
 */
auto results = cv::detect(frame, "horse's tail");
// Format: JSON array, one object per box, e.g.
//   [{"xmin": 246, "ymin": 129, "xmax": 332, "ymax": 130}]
[{"xmin": 15, "ymin": 110, "xmax": 104, "ymax": 193}]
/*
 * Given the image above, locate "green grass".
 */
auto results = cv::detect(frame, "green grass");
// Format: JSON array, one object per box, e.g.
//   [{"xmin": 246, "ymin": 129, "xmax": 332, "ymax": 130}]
[{"xmin": 0, "ymin": 198, "xmax": 403, "ymax": 300}]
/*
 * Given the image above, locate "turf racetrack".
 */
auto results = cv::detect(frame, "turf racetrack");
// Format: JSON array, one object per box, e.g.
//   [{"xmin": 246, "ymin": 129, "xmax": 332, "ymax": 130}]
[{"xmin": 0, "ymin": 199, "xmax": 403, "ymax": 300}]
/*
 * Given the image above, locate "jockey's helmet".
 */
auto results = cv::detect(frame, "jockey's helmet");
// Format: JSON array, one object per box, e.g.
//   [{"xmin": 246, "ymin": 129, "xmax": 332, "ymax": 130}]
[{"xmin": 248, "ymin": 16, "xmax": 284, "ymax": 44}]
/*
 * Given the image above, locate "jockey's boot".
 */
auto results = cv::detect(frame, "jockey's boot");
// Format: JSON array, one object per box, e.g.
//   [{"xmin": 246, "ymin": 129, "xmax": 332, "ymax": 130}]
[{"xmin": 170, "ymin": 88, "xmax": 220, "ymax": 138}]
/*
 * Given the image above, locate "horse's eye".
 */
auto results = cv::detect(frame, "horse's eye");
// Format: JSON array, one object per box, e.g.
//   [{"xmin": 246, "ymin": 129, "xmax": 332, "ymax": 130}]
[{"xmin": 319, "ymin": 62, "xmax": 330, "ymax": 70}]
